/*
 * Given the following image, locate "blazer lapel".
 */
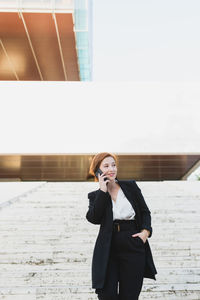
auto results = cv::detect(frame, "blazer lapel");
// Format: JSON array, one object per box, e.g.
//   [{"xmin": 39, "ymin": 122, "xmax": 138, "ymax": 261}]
[
  {"xmin": 100, "ymin": 180, "xmax": 137, "ymax": 221},
  {"xmin": 117, "ymin": 180, "xmax": 137, "ymax": 212}
]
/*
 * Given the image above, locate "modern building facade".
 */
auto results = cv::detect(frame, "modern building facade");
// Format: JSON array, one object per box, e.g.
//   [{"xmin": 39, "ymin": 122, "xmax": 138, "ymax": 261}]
[{"xmin": 0, "ymin": 0, "xmax": 92, "ymax": 81}]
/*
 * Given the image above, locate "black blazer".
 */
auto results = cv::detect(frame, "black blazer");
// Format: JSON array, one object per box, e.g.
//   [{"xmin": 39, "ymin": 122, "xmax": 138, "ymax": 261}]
[{"xmin": 86, "ymin": 179, "xmax": 157, "ymax": 289}]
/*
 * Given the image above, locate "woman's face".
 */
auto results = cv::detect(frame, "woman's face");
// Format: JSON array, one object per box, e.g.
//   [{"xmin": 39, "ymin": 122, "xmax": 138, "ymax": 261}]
[{"xmin": 99, "ymin": 156, "xmax": 117, "ymax": 182}]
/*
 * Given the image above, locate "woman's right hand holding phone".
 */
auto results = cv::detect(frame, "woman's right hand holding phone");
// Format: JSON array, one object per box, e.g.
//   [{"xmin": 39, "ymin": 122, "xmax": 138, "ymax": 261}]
[{"xmin": 98, "ymin": 173, "xmax": 110, "ymax": 193}]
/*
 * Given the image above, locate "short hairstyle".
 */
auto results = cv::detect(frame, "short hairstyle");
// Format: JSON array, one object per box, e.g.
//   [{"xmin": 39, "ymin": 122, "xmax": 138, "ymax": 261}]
[{"xmin": 89, "ymin": 152, "xmax": 118, "ymax": 182}]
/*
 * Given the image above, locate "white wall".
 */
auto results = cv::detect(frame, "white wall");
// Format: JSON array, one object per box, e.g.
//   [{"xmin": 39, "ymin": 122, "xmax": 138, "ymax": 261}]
[{"xmin": 0, "ymin": 81, "xmax": 200, "ymax": 154}]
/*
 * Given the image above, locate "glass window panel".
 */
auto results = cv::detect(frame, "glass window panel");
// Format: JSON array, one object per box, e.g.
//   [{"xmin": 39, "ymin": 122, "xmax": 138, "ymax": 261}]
[
  {"xmin": 74, "ymin": 10, "xmax": 87, "ymax": 30},
  {"xmin": 74, "ymin": 0, "xmax": 86, "ymax": 10},
  {"xmin": 76, "ymin": 32, "xmax": 88, "ymax": 48},
  {"xmin": 0, "ymin": 0, "xmax": 73, "ymax": 9},
  {"xmin": 78, "ymin": 49, "xmax": 88, "ymax": 58}
]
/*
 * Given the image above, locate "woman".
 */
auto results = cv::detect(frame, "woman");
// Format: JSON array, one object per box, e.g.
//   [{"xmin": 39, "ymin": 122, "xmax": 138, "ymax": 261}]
[{"xmin": 86, "ymin": 152, "xmax": 157, "ymax": 300}]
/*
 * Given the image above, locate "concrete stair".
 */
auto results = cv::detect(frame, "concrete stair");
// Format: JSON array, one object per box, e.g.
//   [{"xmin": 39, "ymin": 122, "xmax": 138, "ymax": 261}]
[{"xmin": 0, "ymin": 181, "xmax": 200, "ymax": 299}]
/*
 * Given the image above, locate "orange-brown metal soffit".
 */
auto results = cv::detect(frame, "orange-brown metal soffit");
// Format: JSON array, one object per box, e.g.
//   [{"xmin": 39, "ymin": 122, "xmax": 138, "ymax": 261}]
[
  {"xmin": 0, "ymin": 154, "xmax": 199, "ymax": 181},
  {"xmin": 0, "ymin": 12, "xmax": 80, "ymax": 81}
]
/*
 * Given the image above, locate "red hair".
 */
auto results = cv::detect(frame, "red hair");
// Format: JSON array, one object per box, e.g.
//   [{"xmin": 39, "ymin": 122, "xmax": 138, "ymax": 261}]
[{"xmin": 89, "ymin": 152, "xmax": 118, "ymax": 182}]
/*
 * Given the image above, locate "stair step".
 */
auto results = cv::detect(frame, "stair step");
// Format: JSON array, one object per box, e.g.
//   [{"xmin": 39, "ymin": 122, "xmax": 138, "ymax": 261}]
[{"xmin": 0, "ymin": 181, "xmax": 199, "ymax": 299}]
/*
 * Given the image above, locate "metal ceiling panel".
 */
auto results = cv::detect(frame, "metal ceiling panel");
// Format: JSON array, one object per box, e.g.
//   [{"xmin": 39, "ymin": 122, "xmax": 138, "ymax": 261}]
[
  {"xmin": 22, "ymin": 12, "xmax": 65, "ymax": 81},
  {"xmin": 0, "ymin": 12, "xmax": 40, "ymax": 80},
  {"xmin": 0, "ymin": 11, "xmax": 80, "ymax": 81},
  {"xmin": 56, "ymin": 13, "xmax": 80, "ymax": 81},
  {"xmin": 0, "ymin": 154, "xmax": 199, "ymax": 181},
  {"xmin": 0, "ymin": 40, "xmax": 16, "ymax": 79}
]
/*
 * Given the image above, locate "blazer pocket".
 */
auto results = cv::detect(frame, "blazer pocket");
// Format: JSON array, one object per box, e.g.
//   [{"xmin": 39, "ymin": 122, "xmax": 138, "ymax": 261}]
[{"xmin": 136, "ymin": 236, "xmax": 145, "ymax": 245}]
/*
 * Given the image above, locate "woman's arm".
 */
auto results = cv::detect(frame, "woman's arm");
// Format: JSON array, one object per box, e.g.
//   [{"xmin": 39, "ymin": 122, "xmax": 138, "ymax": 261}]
[
  {"xmin": 132, "ymin": 180, "xmax": 153, "ymax": 238},
  {"xmin": 86, "ymin": 189, "xmax": 110, "ymax": 224}
]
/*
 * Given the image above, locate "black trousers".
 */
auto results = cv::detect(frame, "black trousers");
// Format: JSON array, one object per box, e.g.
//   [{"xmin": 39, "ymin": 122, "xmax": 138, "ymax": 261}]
[{"xmin": 95, "ymin": 219, "xmax": 145, "ymax": 300}]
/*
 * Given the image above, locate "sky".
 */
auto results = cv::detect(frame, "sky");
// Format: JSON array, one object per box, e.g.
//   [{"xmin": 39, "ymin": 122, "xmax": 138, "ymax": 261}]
[{"xmin": 93, "ymin": 0, "xmax": 200, "ymax": 81}]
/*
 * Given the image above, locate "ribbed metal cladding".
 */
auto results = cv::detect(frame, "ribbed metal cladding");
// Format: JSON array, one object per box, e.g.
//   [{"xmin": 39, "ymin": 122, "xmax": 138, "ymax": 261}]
[
  {"xmin": 0, "ymin": 154, "xmax": 199, "ymax": 181},
  {"xmin": 0, "ymin": 12, "xmax": 80, "ymax": 81}
]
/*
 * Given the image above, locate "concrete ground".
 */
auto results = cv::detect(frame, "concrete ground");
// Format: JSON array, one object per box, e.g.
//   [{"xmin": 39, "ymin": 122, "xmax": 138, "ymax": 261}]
[{"xmin": 0, "ymin": 181, "xmax": 199, "ymax": 300}]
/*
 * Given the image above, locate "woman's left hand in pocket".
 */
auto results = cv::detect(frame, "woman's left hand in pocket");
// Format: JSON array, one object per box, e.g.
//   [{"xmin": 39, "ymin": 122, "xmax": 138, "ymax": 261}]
[{"xmin": 132, "ymin": 229, "xmax": 150, "ymax": 243}]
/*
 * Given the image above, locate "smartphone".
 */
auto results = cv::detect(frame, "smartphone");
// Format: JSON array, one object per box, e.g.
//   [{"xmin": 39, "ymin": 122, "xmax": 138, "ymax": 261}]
[{"xmin": 95, "ymin": 168, "xmax": 108, "ymax": 181}]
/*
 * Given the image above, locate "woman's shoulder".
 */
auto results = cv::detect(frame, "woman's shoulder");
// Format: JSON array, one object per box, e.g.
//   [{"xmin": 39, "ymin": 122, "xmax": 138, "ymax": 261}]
[
  {"xmin": 88, "ymin": 188, "xmax": 100, "ymax": 199},
  {"xmin": 118, "ymin": 178, "xmax": 136, "ymax": 186},
  {"xmin": 87, "ymin": 179, "xmax": 139, "ymax": 199},
  {"xmin": 118, "ymin": 179, "xmax": 140, "ymax": 191}
]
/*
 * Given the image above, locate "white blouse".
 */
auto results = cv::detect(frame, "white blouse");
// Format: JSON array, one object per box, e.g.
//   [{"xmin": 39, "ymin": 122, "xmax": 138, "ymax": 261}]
[{"xmin": 111, "ymin": 187, "xmax": 136, "ymax": 220}]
